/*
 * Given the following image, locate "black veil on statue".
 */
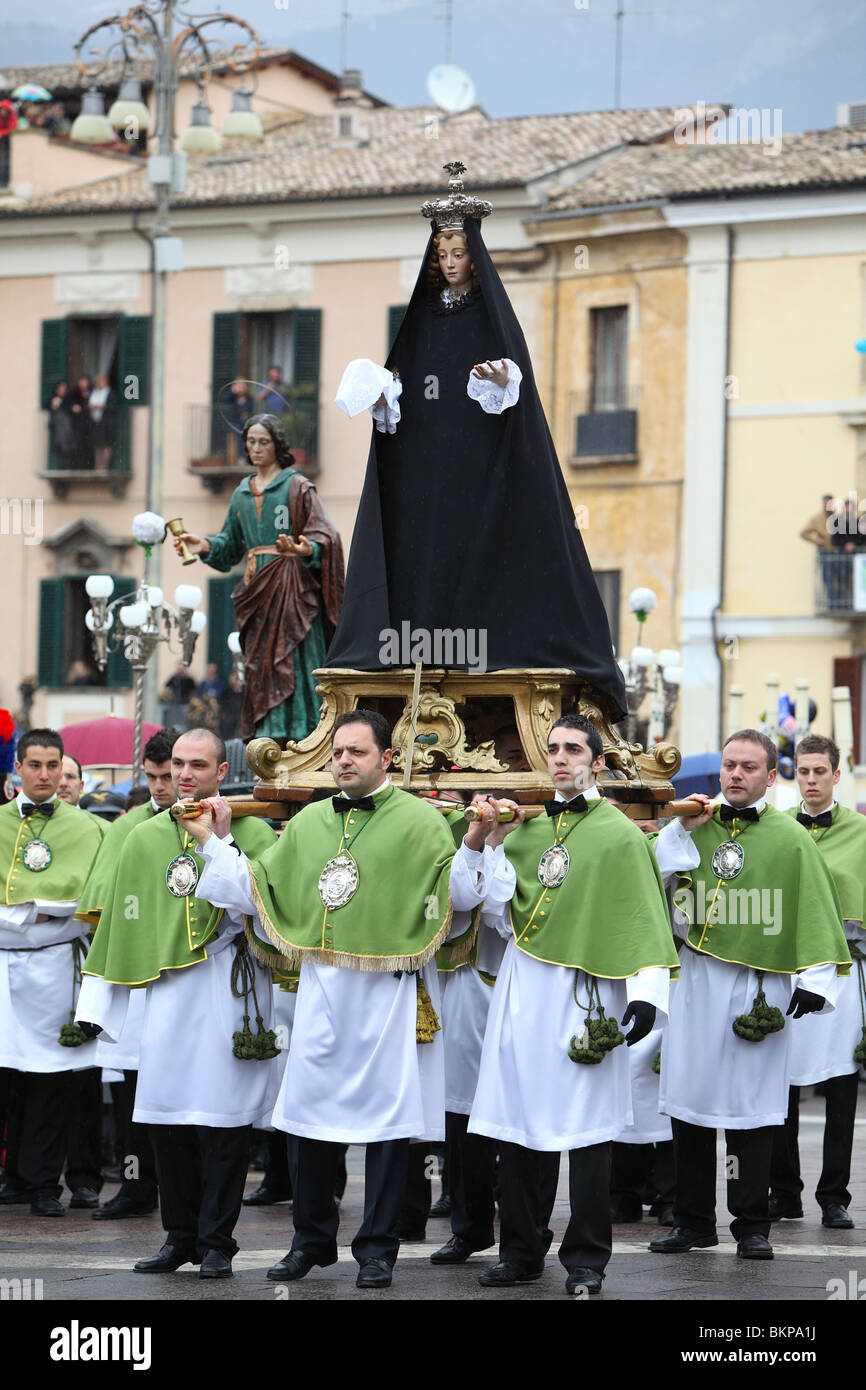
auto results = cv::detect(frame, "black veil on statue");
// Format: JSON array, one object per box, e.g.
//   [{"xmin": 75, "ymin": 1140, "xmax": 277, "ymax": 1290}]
[{"xmin": 325, "ymin": 215, "xmax": 627, "ymax": 719}]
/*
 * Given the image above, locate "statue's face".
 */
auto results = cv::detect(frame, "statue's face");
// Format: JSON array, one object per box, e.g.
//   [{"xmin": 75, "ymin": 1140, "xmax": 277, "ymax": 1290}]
[{"xmin": 436, "ymin": 232, "xmax": 473, "ymax": 293}]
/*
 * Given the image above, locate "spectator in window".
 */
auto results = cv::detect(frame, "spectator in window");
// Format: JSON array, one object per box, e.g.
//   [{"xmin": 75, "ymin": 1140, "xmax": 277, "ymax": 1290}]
[
  {"xmin": 219, "ymin": 670, "xmax": 244, "ymax": 742},
  {"xmin": 196, "ymin": 662, "xmax": 226, "ymax": 701},
  {"xmin": 68, "ymin": 375, "xmax": 93, "ymax": 467},
  {"xmin": 219, "ymin": 381, "xmax": 255, "ymax": 466},
  {"xmin": 49, "ymin": 381, "xmax": 76, "ymax": 467},
  {"xmin": 256, "ymin": 366, "xmax": 288, "ymax": 415},
  {"xmin": 88, "ymin": 373, "xmax": 117, "ymax": 472},
  {"xmin": 66, "ymin": 660, "xmax": 94, "ymax": 687},
  {"xmin": 160, "ymin": 663, "xmax": 195, "ymax": 708}
]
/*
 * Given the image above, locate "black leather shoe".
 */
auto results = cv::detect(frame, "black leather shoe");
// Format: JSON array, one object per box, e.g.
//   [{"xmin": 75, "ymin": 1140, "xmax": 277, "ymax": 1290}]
[
  {"xmin": 243, "ymin": 1185, "xmax": 292, "ymax": 1207},
  {"xmin": 429, "ymin": 1195, "xmax": 452, "ymax": 1218},
  {"xmin": 768, "ymin": 1194, "xmax": 803, "ymax": 1220},
  {"xmin": 92, "ymin": 1191, "xmax": 158, "ymax": 1220},
  {"xmin": 199, "ymin": 1250, "xmax": 233, "ymax": 1279},
  {"xmin": 356, "ymin": 1258, "xmax": 393, "ymax": 1289},
  {"xmin": 649, "ymin": 1226, "xmax": 718, "ymax": 1253},
  {"xmin": 267, "ymin": 1250, "xmax": 317, "ymax": 1282},
  {"xmin": 736, "ymin": 1234, "xmax": 774, "ymax": 1260},
  {"xmin": 565, "ymin": 1266, "xmax": 604, "ymax": 1295},
  {"xmin": 134, "ymin": 1242, "xmax": 197, "ymax": 1273},
  {"xmin": 821, "ymin": 1204, "xmax": 855, "ymax": 1229},
  {"xmin": 30, "ymin": 1193, "xmax": 64, "ymax": 1217},
  {"xmin": 430, "ymin": 1234, "xmax": 490, "ymax": 1264},
  {"xmin": 390, "ymin": 1223, "xmax": 426, "ymax": 1242},
  {"xmin": 650, "ymin": 1205, "xmax": 675, "ymax": 1227},
  {"xmin": 69, "ymin": 1187, "xmax": 100, "ymax": 1210},
  {"xmin": 610, "ymin": 1201, "xmax": 643, "ymax": 1223},
  {"xmin": 479, "ymin": 1260, "xmax": 545, "ymax": 1286}
]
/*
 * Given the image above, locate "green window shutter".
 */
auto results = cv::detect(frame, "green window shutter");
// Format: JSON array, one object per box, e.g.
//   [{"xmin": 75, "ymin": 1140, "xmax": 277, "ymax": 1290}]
[
  {"xmin": 291, "ymin": 308, "xmax": 321, "ymax": 464},
  {"xmin": 387, "ymin": 304, "xmax": 408, "ymax": 354},
  {"xmin": 40, "ymin": 319, "xmax": 69, "ymax": 410},
  {"xmin": 207, "ymin": 574, "xmax": 240, "ymax": 679},
  {"xmin": 117, "ymin": 314, "xmax": 151, "ymax": 406},
  {"xmin": 211, "ymin": 312, "xmax": 240, "ymax": 455},
  {"xmin": 113, "ymin": 408, "xmax": 131, "ymax": 474},
  {"xmin": 106, "ymin": 576, "xmax": 136, "ymax": 689},
  {"xmin": 38, "ymin": 578, "xmax": 66, "ymax": 686}
]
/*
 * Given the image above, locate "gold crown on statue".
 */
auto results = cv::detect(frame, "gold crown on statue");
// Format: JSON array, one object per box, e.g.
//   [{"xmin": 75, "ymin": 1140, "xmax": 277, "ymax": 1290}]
[{"xmin": 421, "ymin": 161, "xmax": 493, "ymax": 230}]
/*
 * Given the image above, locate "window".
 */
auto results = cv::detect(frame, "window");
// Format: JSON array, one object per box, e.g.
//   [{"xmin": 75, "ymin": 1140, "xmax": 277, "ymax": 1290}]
[
  {"xmin": 591, "ymin": 306, "xmax": 629, "ymax": 411},
  {"xmin": 39, "ymin": 576, "xmax": 134, "ymax": 688},
  {"xmin": 40, "ymin": 314, "xmax": 150, "ymax": 474}
]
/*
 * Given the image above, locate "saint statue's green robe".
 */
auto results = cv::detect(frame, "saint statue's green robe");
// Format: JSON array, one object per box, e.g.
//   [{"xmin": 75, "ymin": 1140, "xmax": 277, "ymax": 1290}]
[{"xmin": 204, "ymin": 470, "xmax": 332, "ymax": 741}]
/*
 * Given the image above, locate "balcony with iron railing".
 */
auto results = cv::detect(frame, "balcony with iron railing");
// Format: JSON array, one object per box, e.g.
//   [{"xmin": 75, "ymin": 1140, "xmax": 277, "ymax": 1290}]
[
  {"xmin": 184, "ymin": 391, "xmax": 319, "ymax": 494},
  {"xmin": 814, "ymin": 550, "xmax": 866, "ymax": 616},
  {"xmin": 569, "ymin": 383, "xmax": 640, "ymax": 466},
  {"xmin": 40, "ymin": 406, "xmax": 134, "ymax": 498}
]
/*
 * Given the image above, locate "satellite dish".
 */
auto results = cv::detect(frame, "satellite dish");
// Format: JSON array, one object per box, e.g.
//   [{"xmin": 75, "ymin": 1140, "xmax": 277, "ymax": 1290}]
[{"xmin": 426, "ymin": 64, "xmax": 475, "ymax": 114}]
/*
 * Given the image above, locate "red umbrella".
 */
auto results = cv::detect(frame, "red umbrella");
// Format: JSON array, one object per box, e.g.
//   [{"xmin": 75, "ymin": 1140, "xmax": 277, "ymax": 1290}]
[{"xmin": 60, "ymin": 716, "xmax": 161, "ymax": 766}]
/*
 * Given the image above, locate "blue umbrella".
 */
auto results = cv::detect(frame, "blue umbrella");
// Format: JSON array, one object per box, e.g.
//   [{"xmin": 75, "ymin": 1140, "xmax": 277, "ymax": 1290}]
[
  {"xmin": 11, "ymin": 83, "xmax": 52, "ymax": 101},
  {"xmin": 672, "ymin": 751, "xmax": 721, "ymax": 799}
]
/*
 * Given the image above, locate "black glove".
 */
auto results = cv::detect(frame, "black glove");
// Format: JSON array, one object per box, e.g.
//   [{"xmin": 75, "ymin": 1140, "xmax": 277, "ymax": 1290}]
[
  {"xmin": 621, "ymin": 1001, "xmax": 656, "ymax": 1047},
  {"xmin": 786, "ymin": 987, "xmax": 824, "ymax": 1019},
  {"xmin": 76, "ymin": 1021, "xmax": 103, "ymax": 1039}
]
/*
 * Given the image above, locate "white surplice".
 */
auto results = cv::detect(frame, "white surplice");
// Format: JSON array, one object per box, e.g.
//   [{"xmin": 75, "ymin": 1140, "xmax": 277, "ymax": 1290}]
[
  {"xmin": 196, "ymin": 818, "xmax": 487, "ymax": 1145},
  {"xmin": 612, "ymin": 1026, "xmax": 671, "ymax": 1144},
  {"xmin": 440, "ymin": 912, "xmax": 506, "ymax": 1116},
  {"xmin": 467, "ymin": 788, "xmax": 671, "ymax": 1152},
  {"xmin": 654, "ymin": 811, "xmax": 842, "ymax": 1129}
]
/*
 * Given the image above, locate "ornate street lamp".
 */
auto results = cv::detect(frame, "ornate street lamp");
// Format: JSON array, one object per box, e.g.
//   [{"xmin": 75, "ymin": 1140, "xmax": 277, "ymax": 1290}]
[{"xmin": 617, "ymin": 588, "xmax": 683, "ymax": 745}]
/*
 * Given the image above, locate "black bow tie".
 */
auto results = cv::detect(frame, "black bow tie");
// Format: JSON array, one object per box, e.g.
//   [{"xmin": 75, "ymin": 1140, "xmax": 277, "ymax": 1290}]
[
  {"xmin": 332, "ymin": 795, "xmax": 376, "ymax": 814},
  {"xmin": 797, "ymin": 810, "xmax": 833, "ymax": 829},
  {"xmin": 545, "ymin": 794, "xmax": 588, "ymax": 817},
  {"xmin": 719, "ymin": 804, "xmax": 759, "ymax": 823},
  {"xmin": 21, "ymin": 801, "xmax": 54, "ymax": 818}
]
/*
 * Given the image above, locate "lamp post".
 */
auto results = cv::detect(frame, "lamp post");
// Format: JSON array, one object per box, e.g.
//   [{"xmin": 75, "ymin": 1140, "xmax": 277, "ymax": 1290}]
[
  {"xmin": 85, "ymin": 514, "xmax": 207, "ymax": 784},
  {"xmin": 71, "ymin": 2, "xmax": 263, "ymax": 721},
  {"xmin": 617, "ymin": 588, "xmax": 683, "ymax": 745}
]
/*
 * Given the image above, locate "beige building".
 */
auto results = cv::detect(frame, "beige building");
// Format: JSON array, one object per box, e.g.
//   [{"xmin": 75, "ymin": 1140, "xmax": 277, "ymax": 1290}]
[{"xmin": 0, "ymin": 52, "xmax": 687, "ymax": 737}]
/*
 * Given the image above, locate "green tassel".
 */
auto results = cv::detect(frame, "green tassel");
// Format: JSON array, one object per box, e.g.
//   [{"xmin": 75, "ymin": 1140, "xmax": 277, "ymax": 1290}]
[
  {"xmin": 58, "ymin": 1018, "xmax": 92, "ymax": 1048},
  {"xmin": 232, "ymin": 1013, "xmax": 280, "ymax": 1061},
  {"xmin": 854, "ymin": 1026, "xmax": 866, "ymax": 1066},
  {"xmin": 652, "ymin": 1049, "xmax": 661, "ymax": 1075},
  {"xmin": 568, "ymin": 1007, "xmax": 624, "ymax": 1066},
  {"xmin": 732, "ymin": 976, "xmax": 785, "ymax": 1043}
]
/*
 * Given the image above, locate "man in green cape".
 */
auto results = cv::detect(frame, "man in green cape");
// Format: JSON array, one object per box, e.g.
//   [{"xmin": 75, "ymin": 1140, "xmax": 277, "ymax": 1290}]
[
  {"xmin": 464, "ymin": 714, "xmax": 680, "ymax": 1296},
  {"xmin": 650, "ymin": 729, "xmax": 851, "ymax": 1263},
  {"xmin": 770, "ymin": 733, "xmax": 866, "ymax": 1229},
  {"xmin": 0, "ymin": 728, "xmax": 103, "ymax": 1216},
  {"xmin": 75, "ymin": 726, "xmax": 178, "ymax": 1222},
  {"xmin": 76, "ymin": 729, "xmax": 278, "ymax": 1279},
  {"xmin": 192, "ymin": 709, "xmax": 487, "ymax": 1290}
]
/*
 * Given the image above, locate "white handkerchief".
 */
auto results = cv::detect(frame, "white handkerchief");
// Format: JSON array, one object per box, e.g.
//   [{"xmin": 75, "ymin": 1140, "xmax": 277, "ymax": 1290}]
[{"xmin": 335, "ymin": 359, "xmax": 401, "ymax": 417}]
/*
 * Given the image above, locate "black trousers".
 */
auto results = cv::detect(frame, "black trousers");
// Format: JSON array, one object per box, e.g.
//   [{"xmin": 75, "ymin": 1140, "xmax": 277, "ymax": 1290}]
[
  {"xmin": 498, "ymin": 1141, "xmax": 612, "ymax": 1273},
  {"xmin": 262, "ymin": 1130, "xmax": 292, "ymax": 1196},
  {"xmin": 770, "ymin": 1077, "xmax": 859, "ymax": 1209},
  {"xmin": 446, "ymin": 1111, "xmax": 496, "ymax": 1249},
  {"xmin": 110, "ymin": 1072, "xmax": 158, "ymax": 1202},
  {"xmin": 672, "ymin": 1117, "xmax": 774, "ymax": 1240},
  {"xmin": 399, "ymin": 1140, "xmax": 432, "ymax": 1232},
  {"xmin": 149, "ymin": 1123, "xmax": 251, "ymax": 1256},
  {"xmin": 64, "ymin": 1068, "xmax": 103, "ymax": 1194},
  {"xmin": 15, "ymin": 1071, "xmax": 76, "ymax": 1197},
  {"xmin": 611, "ymin": 1139, "xmax": 675, "ymax": 1208},
  {"xmin": 290, "ymin": 1136, "xmax": 409, "ymax": 1267}
]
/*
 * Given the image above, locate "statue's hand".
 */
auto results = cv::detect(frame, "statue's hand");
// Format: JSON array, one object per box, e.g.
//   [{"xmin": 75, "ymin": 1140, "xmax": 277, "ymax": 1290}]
[
  {"xmin": 472, "ymin": 359, "xmax": 509, "ymax": 389},
  {"xmin": 276, "ymin": 534, "xmax": 313, "ymax": 558},
  {"xmin": 175, "ymin": 532, "xmax": 208, "ymax": 557}
]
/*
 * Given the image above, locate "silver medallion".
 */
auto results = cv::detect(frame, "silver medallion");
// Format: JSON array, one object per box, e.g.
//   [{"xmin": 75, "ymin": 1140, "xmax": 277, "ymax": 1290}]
[
  {"xmin": 712, "ymin": 840, "xmax": 745, "ymax": 881},
  {"xmin": 318, "ymin": 853, "xmax": 360, "ymax": 910},
  {"xmin": 165, "ymin": 852, "xmax": 200, "ymax": 898},
  {"xmin": 537, "ymin": 845, "xmax": 570, "ymax": 889},
  {"xmin": 22, "ymin": 838, "xmax": 52, "ymax": 872}
]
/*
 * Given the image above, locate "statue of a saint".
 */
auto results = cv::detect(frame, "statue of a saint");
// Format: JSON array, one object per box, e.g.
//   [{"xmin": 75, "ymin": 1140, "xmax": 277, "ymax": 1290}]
[{"xmin": 174, "ymin": 414, "xmax": 344, "ymax": 741}]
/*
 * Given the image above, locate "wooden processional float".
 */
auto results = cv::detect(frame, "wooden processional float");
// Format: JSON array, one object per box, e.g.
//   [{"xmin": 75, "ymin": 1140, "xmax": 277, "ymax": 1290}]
[{"xmin": 201, "ymin": 664, "xmax": 700, "ymax": 825}]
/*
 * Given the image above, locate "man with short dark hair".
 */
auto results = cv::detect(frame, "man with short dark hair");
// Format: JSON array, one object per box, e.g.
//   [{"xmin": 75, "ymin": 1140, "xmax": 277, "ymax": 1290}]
[
  {"xmin": 76, "ymin": 728, "xmax": 278, "ymax": 1277},
  {"xmin": 0, "ymin": 729, "xmax": 103, "ymax": 1215},
  {"xmin": 194, "ymin": 709, "xmax": 482, "ymax": 1289},
  {"xmin": 57, "ymin": 754, "xmax": 84, "ymax": 806},
  {"xmin": 464, "ymin": 714, "xmax": 679, "ymax": 1295},
  {"xmin": 650, "ymin": 729, "xmax": 850, "ymax": 1262},
  {"xmin": 76, "ymin": 726, "xmax": 180, "ymax": 1222},
  {"xmin": 769, "ymin": 733, "xmax": 866, "ymax": 1230}
]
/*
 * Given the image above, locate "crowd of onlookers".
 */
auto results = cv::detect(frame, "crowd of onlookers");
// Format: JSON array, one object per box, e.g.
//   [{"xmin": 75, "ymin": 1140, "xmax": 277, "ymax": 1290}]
[
  {"xmin": 49, "ymin": 375, "xmax": 117, "ymax": 470},
  {"xmin": 160, "ymin": 661, "xmax": 244, "ymax": 742}
]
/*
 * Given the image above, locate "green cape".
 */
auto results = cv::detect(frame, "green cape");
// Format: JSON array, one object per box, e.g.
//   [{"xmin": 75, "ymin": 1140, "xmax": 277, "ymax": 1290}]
[
  {"xmin": 76, "ymin": 801, "xmax": 158, "ymax": 926},
  {"xmin": 82, "ymin": 812, "xmax": 276, "ymax": 986},
  {"xmin": 785, "ymin": 803, "xmax": 866, "ymax": 923},
  {"xmin": 501, "ymin": 796, "xmax": 679, "ymax": 977},
  {"xmin": 1, "ymin": 799, "xmax": 103, "ymax": 905},
  {"xmin": 247, "ymin": 785, "xmax": 458, "ymax": 973},
  {"xmin": 673, "ymin": 804, "xmax": 850, "ymax": 974}
]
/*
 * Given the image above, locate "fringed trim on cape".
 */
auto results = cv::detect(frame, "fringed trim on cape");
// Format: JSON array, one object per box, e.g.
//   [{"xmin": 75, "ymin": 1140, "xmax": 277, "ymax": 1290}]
[
  {"xmin": 436, "ymin": 905, "xmax": 481, "ymax": 974},
  {"xmin": 246, "ymin": 861, "xmax": 455, "ymax": 973}
]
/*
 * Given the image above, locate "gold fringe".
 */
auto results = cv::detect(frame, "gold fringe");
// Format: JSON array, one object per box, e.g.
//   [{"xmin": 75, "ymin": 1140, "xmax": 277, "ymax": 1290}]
[
  {"xmin": 435, "ymin": 905, "xmax": 481, "ymax": 973},
  {"xmin": 247, "ymin": 862, "xmax": 456, "ymax": 974}
]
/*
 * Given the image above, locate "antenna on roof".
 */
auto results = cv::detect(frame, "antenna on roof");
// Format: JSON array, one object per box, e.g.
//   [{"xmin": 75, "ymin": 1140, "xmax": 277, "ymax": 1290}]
[
  {"xmin": 340, "ymin": 3, "xmax": 350, "ymax": 74},
  {"xmin": 578, "ymin": 3, "xmax": 672, "ymax": 109}
]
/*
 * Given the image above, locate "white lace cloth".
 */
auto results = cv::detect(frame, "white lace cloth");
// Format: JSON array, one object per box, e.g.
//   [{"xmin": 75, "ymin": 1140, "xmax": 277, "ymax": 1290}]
[
  {"xmin": 466, "ymin": 358, "xmax": 522, "ymax": 414},
  {"xmin": 335, "ymin": 358, "xmax": 403, "ymax": 433}
]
